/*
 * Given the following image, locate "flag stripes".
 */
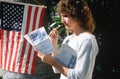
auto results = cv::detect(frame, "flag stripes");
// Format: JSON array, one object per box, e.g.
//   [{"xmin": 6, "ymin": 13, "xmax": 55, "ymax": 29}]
[{"xmin": 0, "ymin": 1, "xmax": 46, "ymax": 75}]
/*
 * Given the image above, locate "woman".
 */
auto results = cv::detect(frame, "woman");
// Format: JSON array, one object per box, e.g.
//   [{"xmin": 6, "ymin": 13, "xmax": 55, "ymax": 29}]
[{"xmin": 37, "ymin": 0, "xmax": 99, "ymax": 79}]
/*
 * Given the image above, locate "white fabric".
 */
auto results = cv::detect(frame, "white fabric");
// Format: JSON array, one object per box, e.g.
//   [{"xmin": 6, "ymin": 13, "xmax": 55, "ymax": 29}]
[{"xmin": 59, "ymin": 32, "xmax": 99, "ymax": 79}]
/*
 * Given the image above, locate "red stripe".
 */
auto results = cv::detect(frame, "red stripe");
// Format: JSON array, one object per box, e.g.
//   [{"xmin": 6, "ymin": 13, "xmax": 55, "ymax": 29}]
[
  {"xmin": 30, "ymin": 7, "xmax": 46, "ymax": 74},
  {"xmin": 0, "ymin": 30, "xmax": 4, "ymax": 68},
  {"xmin": 18, "ymin": 6, "xmax": 32, "ymax": 73},
  {"xmin": 1, "ymin": 4, "xmax": 46, "ymax": 75},
  {"xmin": 38, "ymin": 7, "xmax": 46, "ymax": 27},
  {"xmin": 32, "ymin": 7, "xmax": 39, "ymax": 30},
  {"xmin": 4, "ymin": 31, "xmax": 10, "ymax": 70},
  {"xmin": 7, "ymin": 32, "xmax": 15, "ymax": 70},
  {"xmin": 31, "ymin": 51, "xmax": 37, "ymax": 74},
  {"xmin": 0, "ymin": 30, "xmax": 2, "ymax": 67},
  {"xmin": 12, "ymin": 32, "xmax": 21, "ymax": 72},
  {"xmin": 24, "ymin": 7, "xmax": 39, "ymax": 74}
]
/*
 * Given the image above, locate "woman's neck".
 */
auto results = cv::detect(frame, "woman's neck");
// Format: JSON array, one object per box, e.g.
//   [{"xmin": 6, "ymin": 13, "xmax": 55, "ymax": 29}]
[{"xmin": 73, "ymin": 28, "xmax": 86, "ymax": 36}]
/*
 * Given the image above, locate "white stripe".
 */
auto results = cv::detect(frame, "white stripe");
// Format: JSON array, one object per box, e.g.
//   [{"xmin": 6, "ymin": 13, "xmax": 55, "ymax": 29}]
[
  {"xmin": 15, "ymin": 5, "xmax": 28, "ymax": 72},
  {"xmin": 15, "ymin": 34, "xmax": 23, "ymax": 72},
  {"xmin": 6, "ymin": 31, "xmax": 13, "ymax": 70},
  {"xmin": 35, "ymin": 7, "xmax": 42, "ymax": 29},
  {"xmin": 21, "ymin": 6, "xmax": 35, "ymax": 73},
  {"xmin": 10, "ymin": 32, "xmax": 18, "ymax": 71},
  {"xmin": 27, "ymin": 7, "xmax": 43, "ymax": 73},
  {"xmin": 2, "ymin": 31, "xmax": 7, "ymax": 69},
  {"xmin": 28, "ymin": 48, "xmax": 34, "ymax": 74}
]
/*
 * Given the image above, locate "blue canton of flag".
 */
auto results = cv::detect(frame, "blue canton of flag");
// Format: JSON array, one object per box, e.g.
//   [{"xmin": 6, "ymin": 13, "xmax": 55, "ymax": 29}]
[{"xmin": 1, "ymin": 2, "xmax": 24, "ymax": 31}]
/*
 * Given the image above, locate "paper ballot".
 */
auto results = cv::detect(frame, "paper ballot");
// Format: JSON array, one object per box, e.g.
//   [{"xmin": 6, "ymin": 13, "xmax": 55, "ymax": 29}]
[
  {"xmin": 24, "ymin": 27, "xmax": 54, "ymax": 54},
  {"xmin": 54, "ymin": 44, "xmax": 77, "ymax": 68}
]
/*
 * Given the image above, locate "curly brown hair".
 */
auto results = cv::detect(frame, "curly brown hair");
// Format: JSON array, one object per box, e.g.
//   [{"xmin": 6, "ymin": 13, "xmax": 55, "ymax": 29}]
[{"xmin": 57, "ymin": 0, "xmax": 95, "ymax": 33}]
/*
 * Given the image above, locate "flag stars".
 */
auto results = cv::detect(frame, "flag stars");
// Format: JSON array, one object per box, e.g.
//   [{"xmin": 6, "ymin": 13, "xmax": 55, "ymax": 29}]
[{"xmin": 1, "ymin": 2, "xmax": 24, "ymax": 31}]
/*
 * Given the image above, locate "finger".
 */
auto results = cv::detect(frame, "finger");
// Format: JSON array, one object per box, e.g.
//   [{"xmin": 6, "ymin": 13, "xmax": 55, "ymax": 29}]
[
  {"xmin": 37, "ymin": 51, "xmax": 43, "ymax": 56},
  {"xmin": 37, "ymin": 52, "xmax": 42, "ymax": 57},
  {"xmin": 49, "ymin": 31, "xmax": 58, "ymax": 38},
  {"xmin": 37, "ymin": 51, "xmax": 45, "ymax": 60}
]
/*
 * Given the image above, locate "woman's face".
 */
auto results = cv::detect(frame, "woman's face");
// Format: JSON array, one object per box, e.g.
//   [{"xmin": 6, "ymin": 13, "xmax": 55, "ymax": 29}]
[{"xmin": 61, "ymin": 13, "xmax": 80, "ymax": 33}]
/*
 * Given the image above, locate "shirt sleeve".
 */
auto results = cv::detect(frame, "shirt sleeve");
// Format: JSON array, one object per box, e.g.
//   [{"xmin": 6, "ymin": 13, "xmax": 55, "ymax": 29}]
[{"xmin": 67, "ymin": 39, "xmax": 97, "ymax": 79}]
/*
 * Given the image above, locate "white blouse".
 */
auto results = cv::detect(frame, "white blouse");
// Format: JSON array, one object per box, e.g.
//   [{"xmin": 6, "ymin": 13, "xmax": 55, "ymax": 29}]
[{"xmin": 60, "ymin": 32, "xmax": 99, "ymax": 79}]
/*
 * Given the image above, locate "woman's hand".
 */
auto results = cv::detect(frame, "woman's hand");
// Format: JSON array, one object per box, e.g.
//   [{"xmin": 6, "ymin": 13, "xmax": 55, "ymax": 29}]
[
  {"xmin": 49, "ymin": 28, "xmax": 59, "ymax": 56},
  {"xmin": 36, "ymin": 48, "xmax": 68, "ymax": 77},
  {"xmin": 36, "ymin": 49, "xmax": 54, "ymax": 65},
  {"xmin": 49, "ymin": 28, "xmax": 59, "ymax": 49},
  {"xmin": 36, "ymin": 28, "xmax": 59, "ymax": 63}
]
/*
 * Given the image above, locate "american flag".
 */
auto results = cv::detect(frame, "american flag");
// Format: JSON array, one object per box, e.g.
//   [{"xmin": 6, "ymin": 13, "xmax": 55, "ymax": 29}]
[{"xmin": 0, "ymin": 1, "xmax": 46, "ymax": 75}]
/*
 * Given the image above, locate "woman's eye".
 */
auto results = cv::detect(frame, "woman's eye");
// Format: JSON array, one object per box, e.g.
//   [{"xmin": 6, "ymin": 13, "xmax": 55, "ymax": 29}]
[{"xmin": 63, "ymin": 15, "xmax": 68, "ymax": 17}]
